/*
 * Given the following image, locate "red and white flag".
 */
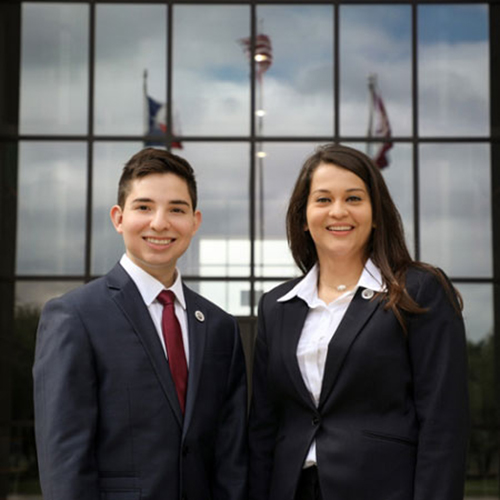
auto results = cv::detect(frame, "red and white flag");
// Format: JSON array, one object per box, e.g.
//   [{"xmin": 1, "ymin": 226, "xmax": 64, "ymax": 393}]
[
  {"xmin": 367, "ymin": 75, "xmax": 393, "ymax": 169},
  {"xmin": 240, "ymin": 33, "xmax": 273, "ymax": 81}
]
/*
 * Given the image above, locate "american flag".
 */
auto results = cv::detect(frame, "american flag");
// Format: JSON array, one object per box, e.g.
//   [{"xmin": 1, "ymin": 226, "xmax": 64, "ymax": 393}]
[
  {"xmin": 367, "ymin": 75, "xmax": 393, "ymax": 169},
  {"xmin": 240, "ymin": 33, "xmax": 273, "ymax": 80}
]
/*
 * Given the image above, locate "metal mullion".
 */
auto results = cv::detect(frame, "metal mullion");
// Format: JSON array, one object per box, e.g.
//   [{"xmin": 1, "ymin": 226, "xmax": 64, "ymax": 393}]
[
  {"xmin": 8, "ymin": 135, "xmax": 497, "ymax": 143},
  {"xmin": 167, "ymin": 1, "xmax": 173, "ymax": 149},
  {"xmin": 15, "ymin": 275, "xmax": 89, "ymax": 282},
  {"xmin": 84, "ymin": 1, "xmax": 96, "ymax": 283},
  {"xmin": 489, "ymin": 3, "xmax": 500, "ymax": 491},
  {"xmin": 334, "ymin": 2, "xmax": 339, "ymax": 141},
  {"xmin": 412, "ymin": 2, "xmax": 420, "ymax": 261},
  {"xmin": 249, "ymin": 0, "xmax": 257, "ymax": 317}
]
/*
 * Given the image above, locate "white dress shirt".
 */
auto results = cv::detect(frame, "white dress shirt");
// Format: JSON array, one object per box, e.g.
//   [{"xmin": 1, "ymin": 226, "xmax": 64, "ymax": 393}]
[
  {"xmin": 278, "ymin": 258, "xmax": 385, "ymax": 467},
  {"xmin": 119, "ymin": 254, "xmax": 190, "ymax": 367}
]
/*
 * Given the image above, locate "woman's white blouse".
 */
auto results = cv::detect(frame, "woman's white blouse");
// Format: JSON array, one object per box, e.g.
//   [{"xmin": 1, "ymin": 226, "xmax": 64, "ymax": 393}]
[{"xmin": 277, "ymin": 258, "xmax": 385, "ymax": 467}]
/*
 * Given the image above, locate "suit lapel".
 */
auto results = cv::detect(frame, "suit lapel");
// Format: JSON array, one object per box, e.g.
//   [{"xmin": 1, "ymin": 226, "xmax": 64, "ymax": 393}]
[
  {"xmin": 106, "ymin": 264, "xmax": 183, "ymax": 427},
  {"xmin": 182, "ymin": 285, "xmax": 207, "ymax": 436},
  {"xmin": 280, "ymin": 298, "xmax": 316, "ymax": 407},
  {"xmin": 319, "ymin": 288, "xmax": 381, "ymax": 407}
]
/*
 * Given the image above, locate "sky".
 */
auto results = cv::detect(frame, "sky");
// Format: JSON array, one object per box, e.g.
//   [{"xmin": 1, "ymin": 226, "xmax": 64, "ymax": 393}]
[{"xmin": 15, "ymin": 2, "xmax": 493, "ymax": 335}]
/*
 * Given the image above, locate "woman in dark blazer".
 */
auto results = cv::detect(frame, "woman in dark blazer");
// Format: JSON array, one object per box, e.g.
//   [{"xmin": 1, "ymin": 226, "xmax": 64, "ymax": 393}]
[{"xmin": 248, "ymin": 144, "xmax": 469, "ymax": 500}]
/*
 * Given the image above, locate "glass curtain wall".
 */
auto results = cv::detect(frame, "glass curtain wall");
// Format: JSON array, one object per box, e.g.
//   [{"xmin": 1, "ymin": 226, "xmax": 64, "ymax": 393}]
[{"xmin": 0, "ymin": 1, "xmax": 497, "ymax": 498}]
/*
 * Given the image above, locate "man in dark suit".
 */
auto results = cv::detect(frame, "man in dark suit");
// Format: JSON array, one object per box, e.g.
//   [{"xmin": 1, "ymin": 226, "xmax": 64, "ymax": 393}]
[{"xmin": 33, "ymin": 148, "xmax": 248, "ymax": 500}]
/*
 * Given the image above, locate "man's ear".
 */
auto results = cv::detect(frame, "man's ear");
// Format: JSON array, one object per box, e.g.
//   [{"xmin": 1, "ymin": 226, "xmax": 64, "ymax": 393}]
[
  {"xmin": 110, "ymin": 205, "xmax": 124, "ymax": 234},
  {"xmin": 193, "ymin": 210, "xmax": 202, "ymax": 235}
]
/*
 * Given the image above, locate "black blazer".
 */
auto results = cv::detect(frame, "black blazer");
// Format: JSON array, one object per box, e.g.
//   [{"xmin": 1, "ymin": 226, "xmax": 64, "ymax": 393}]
[
  {"xmin": 248, "ymin": 266, "xmax": 469, "ymax": 500},
  {"xmin": 34, "ymin": 263, "xmax": 248, "ymax": 500}
]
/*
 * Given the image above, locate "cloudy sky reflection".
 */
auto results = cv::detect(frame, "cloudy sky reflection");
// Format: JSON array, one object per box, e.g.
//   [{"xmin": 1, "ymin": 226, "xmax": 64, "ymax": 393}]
[{"xmin": 16, "ymin": 3, "xmax": 492, "ymax": 327}]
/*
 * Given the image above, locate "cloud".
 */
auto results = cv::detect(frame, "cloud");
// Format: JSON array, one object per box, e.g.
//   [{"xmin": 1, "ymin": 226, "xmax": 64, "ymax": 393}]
[{"xmin": 17, "ymin": 3, "xmax": 492, "ymax": 293}]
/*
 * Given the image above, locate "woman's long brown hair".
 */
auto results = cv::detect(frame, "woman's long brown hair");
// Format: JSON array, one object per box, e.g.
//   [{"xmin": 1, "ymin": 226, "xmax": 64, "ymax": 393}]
[{"xmin": 286, "ymin": 143, "xmax": 462, "ymax": 330}]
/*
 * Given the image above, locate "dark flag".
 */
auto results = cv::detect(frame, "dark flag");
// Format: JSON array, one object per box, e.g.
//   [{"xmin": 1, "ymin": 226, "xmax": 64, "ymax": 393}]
[{"xmin": 367, "ymin": 74, "xmax": 392, "ymax": 169}]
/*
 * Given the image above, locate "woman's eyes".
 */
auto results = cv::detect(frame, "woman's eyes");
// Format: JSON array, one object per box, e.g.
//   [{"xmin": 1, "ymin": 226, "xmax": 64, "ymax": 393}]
[{"xmin": 315, "ymin": 196, "xmax": 362, "ymax": 203}]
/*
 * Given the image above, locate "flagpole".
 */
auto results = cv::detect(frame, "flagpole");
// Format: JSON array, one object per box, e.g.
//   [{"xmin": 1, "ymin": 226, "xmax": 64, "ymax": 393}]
[
  {"xmin": 257, "ymin": 46, "xmax": 264, "ymax": 275},
  {"xmin": 143, "ymin": 69, "xmax": 148, "ymax": 142},
  {"xmin": 256, "ymin": 19, "xmax": 265, "ymax": 275},
  {"xmin": 239, "ymin": 27, "xmax": 272, "ymax": 275}
]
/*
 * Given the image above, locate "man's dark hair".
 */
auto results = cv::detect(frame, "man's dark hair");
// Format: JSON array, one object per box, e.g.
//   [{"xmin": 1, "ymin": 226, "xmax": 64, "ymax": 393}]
[{"xmin": 117, "ymin": 148, "xmax": 197, "ymax": 210}]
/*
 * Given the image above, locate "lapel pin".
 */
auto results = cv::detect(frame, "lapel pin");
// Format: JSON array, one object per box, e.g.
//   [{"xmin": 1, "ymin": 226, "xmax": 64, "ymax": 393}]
[
  {"xmin": 195, "ymin": 310, "xmax": 205, "ymax": 322},
  {"xmin": 361, "ymin": 289, "xmax": 374, "ymax": 300}
]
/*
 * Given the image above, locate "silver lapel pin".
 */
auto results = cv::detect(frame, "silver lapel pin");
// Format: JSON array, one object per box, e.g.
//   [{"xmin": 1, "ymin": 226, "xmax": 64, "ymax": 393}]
[
  {"xmin": 361, "ymin": 289, "xmax": 375, "ymax": 300},
  {"xmin": 195, "ymin": 310, "xmax": 205, "ymax": 322}
]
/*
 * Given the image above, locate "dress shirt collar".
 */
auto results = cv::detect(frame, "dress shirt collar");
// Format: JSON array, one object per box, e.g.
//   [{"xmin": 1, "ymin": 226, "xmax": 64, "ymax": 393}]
[
  {"xmin": 119, "ymin": 254, "xmax": 186, "ymax": 309},
  {"xmin": 278, "ymin": 257, "xmax": 385, "ymax": 307}
]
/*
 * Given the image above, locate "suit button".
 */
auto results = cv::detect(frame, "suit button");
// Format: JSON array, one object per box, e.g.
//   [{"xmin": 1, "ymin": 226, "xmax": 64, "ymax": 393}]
[
  {"xmin": 312, "ymin": 416, "xmax": 320, "ymax": 426},
  {"xmin": 182, "ymin": 445, "xmax": 190, "ymax": 457}
]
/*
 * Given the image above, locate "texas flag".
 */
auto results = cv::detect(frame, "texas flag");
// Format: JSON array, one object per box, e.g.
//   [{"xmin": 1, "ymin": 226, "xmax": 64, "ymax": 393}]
[{"xmin": 146, "ymin": 95, "xmax": 182, "ymax": 149}]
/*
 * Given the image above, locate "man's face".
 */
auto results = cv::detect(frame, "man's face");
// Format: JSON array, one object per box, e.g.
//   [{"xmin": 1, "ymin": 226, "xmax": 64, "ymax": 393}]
[{"xmin": 110, "ymin": 172, "xmax": 201, "ymax": 286}]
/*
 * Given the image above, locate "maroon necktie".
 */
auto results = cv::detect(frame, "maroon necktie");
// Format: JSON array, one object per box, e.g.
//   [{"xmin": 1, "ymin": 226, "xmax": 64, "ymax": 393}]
[{"xmin": 157, "ymin": 290, "xmax": 188, "ymax": 414}]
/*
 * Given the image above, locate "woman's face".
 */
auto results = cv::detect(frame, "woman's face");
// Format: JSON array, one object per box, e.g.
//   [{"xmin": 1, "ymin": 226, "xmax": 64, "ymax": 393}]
[{"xmin": 305, "ymin": 162, "xmax": 373, "ymax": 265}]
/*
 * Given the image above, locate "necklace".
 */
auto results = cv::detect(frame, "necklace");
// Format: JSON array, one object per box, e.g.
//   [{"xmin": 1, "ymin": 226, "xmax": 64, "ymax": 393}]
[{"xmin": 336, "ymin": 284, "xmax": 347, "ymax": 292}]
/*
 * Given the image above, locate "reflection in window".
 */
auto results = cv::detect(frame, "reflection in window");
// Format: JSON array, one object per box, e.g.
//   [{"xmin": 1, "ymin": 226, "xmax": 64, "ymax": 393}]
[
  {"xmin": 11, "ymin": 280, "xmax": 82, "ymax": 497},
  {"xmin": 185, "ymin": 281, "xmax": 251, "ymax": 316},
  {"xmin": 340, "ymin": 5, "xmax": 411, "ymax": 137},
  {"xmin": 16, "ymin": 142, "xmax": 87, "ymax": 275},
  {"xmin": 254, "ymin": 142, "xmax": 314, "ymax": 278},
  {"xmin": 91, "ymin": 142, "xmax": 143, "ymax": 275},
  {"xmin": 456, "ymin": 284, "xmax": 498, "ymax": 498},
  {"xmin": 418, "ymin": 5, "xmax": 489, "ymax": 137},
  {"xmin": 20, "ymin": 3, "xmax": 89, "ymax": 135},
  {"xmin": 256, "ymin": 5, "xmax": 333, "ymax": 136},
  {"xmin": 419, "ymin": 144, "xmax": 492, "ymax": 277},
  {"xmin": 94, "ymin": 5, "xmax": 167, "ymax": 136},
  {"xmin": 173, "ymin": 5, "xmax": 250, "ymax": 136},
  {"xmin": 344, "ymin": 142, "xmax": 414, "ymax": 255},
  {"xmin": 180, "ymin": 143, "xmax": 250, "ymax": 277}
]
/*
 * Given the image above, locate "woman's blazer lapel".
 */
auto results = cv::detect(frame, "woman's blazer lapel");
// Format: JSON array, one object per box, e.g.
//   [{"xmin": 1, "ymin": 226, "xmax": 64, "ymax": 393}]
[
  {"xmin": 279, "ymin": 297, "xmax": 317, "ymax": 407},
  {"xmin": 319, "ymin": 288, "xmax": 382, "ymax": 408}
]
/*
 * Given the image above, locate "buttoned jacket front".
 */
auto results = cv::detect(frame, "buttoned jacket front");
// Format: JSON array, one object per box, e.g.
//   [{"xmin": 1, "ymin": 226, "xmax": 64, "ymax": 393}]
[
  {"xmin": 34, "ymin": 263, "xmax": 248, "ymax": 500},
  {"xmin": 248, "ymin": 266, "xmax": 469, "ymax": 500}
]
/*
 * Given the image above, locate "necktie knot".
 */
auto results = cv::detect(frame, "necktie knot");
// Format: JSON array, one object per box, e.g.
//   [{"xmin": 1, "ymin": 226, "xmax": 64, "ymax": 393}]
[{"xmin": 157, "ymin": 290, "xmax": 175, "ymax": 307}]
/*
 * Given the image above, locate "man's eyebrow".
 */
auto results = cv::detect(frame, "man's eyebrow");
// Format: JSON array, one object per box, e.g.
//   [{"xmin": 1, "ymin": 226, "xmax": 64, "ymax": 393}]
[
  {"xmin": 130, "ymin": 198, "xmax": 191, "ymax": 206},
  {"xmin": 169, "ymin": 200, "xmax": 191, "ymax": 206},
  {"xmin": 131, "ymin": 197, "xmax": 153, "ymax": 203}
]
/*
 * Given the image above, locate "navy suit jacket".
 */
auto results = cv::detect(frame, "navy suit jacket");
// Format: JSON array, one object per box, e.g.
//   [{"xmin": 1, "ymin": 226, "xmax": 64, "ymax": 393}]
[
  {"xmin": 248, "ymin": 266, "xmax": 469, "ymax": 500},
  {"xmin": 34, "ymin": 263, "xmax": 248, "ymax": 500}
]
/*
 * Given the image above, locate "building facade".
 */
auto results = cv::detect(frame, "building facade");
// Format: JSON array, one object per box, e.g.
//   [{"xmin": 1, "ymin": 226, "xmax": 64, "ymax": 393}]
[{"xmin": 0, "ymin": 0, "xmax": 499, "ymax": 497}]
